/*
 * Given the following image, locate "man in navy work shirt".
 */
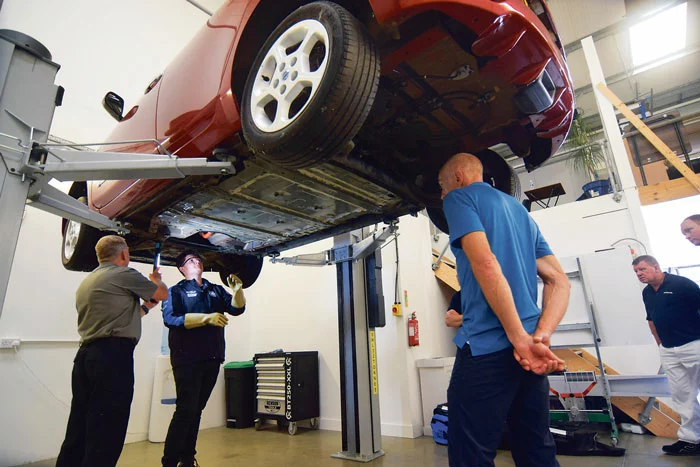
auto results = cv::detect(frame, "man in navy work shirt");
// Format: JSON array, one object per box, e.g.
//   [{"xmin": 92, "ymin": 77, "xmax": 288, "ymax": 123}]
[
  {"xmin": 445, "ymin": 290, "xmax": 462, "ymax": 329},
  {"xmin": 161, "ymin": 250, "xmax": 246, "ymax": 467},
  {"xmin": 633, "ymin": 255, "xmax": 700, "ymax": 456},
  {"xmin": 438, "ymin": 153, "xmax": 570, "ymax": 467}
]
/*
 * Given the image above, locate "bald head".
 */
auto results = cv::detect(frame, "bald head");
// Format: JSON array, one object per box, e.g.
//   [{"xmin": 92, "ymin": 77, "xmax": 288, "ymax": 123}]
[{"xmin": 438, "ymin": 153, "xmax": 483, "ymax": 199}]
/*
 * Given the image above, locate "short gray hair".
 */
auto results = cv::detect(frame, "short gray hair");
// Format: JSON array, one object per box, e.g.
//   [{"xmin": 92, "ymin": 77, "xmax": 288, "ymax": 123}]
[
  {"xmin": 95, "ymin": 235, "xmax": 127, "ymax": 262},
  {"xmin": 632, "ymin": 254, "xmax": 659, "ymax": 268}
]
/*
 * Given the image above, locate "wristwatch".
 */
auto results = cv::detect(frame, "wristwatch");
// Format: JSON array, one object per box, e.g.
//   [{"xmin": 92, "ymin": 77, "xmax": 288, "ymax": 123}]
[{"xmin": 141, "ymin": 304, "xmax": 150, "ymax": 315}]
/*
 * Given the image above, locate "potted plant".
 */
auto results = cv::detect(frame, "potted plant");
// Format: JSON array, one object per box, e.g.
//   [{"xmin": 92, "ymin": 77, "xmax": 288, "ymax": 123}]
[
  {"xmin": 567, "ymin": 111, "xmax": 612, "ymax": 199},
  {"xmin": 567, "ymin": 111, "xmax": 606, "ymax": 180}
]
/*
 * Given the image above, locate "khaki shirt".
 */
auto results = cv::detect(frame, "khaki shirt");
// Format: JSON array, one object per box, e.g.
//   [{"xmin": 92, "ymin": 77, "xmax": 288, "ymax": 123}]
[{"xmin": 76, "ymin": 262, "xmax": 157, "ymax": 344}]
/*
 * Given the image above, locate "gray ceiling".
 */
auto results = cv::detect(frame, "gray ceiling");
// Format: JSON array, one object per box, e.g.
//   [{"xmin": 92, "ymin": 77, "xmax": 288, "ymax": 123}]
[{"xmin": 549, "ymin": 0, "xmax": 700, "ymax": 130}]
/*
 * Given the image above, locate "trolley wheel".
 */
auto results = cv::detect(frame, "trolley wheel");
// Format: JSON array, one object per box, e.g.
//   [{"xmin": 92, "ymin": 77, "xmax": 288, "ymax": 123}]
[
  {"xmin": 309, "ymin": 417, "xmax": 319, "ymax": 429},
  {"xmin": 254, "ymin": 419, "xmax": 262, "ymax": 431},
  {"xmin": 288, "ymin": 421, "xmax": 298, "ymax": 436},
  {"xmin": 611, "ymin": 436, "xmax": 619, "ymax": 446}
]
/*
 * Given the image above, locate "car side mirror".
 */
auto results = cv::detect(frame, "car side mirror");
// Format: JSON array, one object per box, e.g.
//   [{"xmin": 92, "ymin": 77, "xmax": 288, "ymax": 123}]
[{"xmin": 103, "ymin": 91, "xmax": 124, "ymax": 121}]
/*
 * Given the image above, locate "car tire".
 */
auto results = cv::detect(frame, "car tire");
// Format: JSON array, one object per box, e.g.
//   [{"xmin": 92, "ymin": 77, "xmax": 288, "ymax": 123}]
[
  {"xmin": 61, "ymin": 195, "xmax": 103, "ymax": 272},
  {"xmin": 477, "ymin": 149, "xmax": 521, "ymax": 200},
  {"xmin": 241, "ymin": 1, "xmax": 380, "ymax": 169},
  {"xmin": 426, "ymin": 150, "xmax": 520, "ymax": 235},
  {"xmin": 218, "ymin": 255, "xmax": 264, "ymax": 289},
  {"xmin": 427, "ymin": 207, "xmax": 450, "ymax": 235}
]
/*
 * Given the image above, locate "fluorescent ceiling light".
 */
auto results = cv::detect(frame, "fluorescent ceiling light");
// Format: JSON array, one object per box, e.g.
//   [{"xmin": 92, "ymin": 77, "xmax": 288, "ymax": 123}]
[{"xmin": 629, "ymin": 2, "xmax": 687, "ymax": 70}]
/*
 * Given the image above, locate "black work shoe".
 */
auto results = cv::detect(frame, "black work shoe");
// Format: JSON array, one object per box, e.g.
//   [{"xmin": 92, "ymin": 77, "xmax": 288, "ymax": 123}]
[
  {"xmin": 177, "ymin": 459, "xmax": 200, "ymax": 467},
  {"xmin": 662, "ymin": 440, "xmax": 700, "ymax": 455}
]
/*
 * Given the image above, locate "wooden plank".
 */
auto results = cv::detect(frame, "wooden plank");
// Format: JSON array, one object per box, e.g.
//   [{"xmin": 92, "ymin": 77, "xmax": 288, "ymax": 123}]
[
  {"xmin": 433, "ymin": 262, "xmax": 459, "ymax": 291},
  {"xmin": 638, "ymin": 176, "xmax": 700, "ymax": 205},
  {"xmin": 596, "ymin": 83, "xmax": 700, "ymax": 194},
  {"xmin": 552, "ymin": 348, "xmax": 680, "ymax": 438},
  {"xmin": 432, "ymin": 248, "xmax": 456, "ymax": 267}
]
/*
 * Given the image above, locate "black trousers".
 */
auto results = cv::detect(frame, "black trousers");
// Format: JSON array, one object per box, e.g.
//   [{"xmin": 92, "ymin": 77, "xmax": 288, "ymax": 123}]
[
  {"xmin": 447, "ymin": 345, "xmax": 559, "ymax": 467},
  {"xmin": 162, "ymin": 359, "xmax": 220, "ymax": 466},
  {"xmin": 56, "ymin": 337, "xmax": 136, "ymax": 467}
]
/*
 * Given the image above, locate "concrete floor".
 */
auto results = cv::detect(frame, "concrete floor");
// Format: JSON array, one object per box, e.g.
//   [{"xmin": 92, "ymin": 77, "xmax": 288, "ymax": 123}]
[{"xmin": 19, "ymin": 426, "xmax": 699, "ymax": 467}]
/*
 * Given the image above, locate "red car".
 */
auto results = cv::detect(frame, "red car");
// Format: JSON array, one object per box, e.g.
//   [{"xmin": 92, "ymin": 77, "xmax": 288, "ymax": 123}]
[{"xmin": 61, "ymin": 0, "xmax": 573, "ymax": 287}]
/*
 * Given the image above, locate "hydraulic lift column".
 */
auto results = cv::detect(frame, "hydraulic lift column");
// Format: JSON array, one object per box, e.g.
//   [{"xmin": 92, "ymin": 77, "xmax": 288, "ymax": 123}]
[
  {"xmin": 332, "ymin": 229, "xmax": 386, "ymax": 462},
  {"xmin": 0, "ymin": 32, "xmax": 62, "ymax": 315}
]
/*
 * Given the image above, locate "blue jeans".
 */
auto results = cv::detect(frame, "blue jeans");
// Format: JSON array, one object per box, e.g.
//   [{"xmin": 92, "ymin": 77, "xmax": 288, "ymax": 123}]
[{"xmin": 447, "ymin": 345, "xmax": 559, "ymax": 467}]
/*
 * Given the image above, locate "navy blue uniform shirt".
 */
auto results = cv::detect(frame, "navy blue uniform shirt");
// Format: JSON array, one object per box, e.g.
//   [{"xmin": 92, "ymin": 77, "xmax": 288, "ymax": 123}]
[
  {"xmin": 163, "ymin": 278, "xmax": 245, "ymax": 368},
  {"xmin": 642, "ymin": 273, "xmax": 700, "ymax": 348}
]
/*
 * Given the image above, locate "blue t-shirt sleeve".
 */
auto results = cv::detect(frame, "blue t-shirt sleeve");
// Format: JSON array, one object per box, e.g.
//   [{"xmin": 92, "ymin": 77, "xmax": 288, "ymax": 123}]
[
  {"xmin": 162, "ymin": 288, "xmax": 185, "ymax": 328},
  {"xmin": 533, "ymin": 224, "xmax": 554, "ymax": 258},
  {"xmin": 443, "ymin": 190, "xmax": 484, "ymax": 249}
]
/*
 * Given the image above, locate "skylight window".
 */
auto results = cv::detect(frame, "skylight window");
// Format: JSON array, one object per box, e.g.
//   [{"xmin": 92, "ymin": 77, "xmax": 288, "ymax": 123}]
[{"xmin": 629, "ymin": 2, "xmax": 687, "ymax": 72}]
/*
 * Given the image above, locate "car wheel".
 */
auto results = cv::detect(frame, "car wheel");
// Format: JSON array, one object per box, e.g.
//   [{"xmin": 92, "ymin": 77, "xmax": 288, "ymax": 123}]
[
  {"xmin": 427, "ymin": 207, "xmax": 449, "ymax": 235},
  {"xmin": 218, "ymin": 255, "xmax": 264, "ymax": 289},
  {"xmin": 477, "ymin": 149, "xmax": 521, "ymax": 200},
  {"xmin": 425, "ymin": 150, "xmax": 520, "ymax": 235},
  {"xmin": 61, "ymin": 196, "xmax": 103, "ymax": 272},
  {"xmin": 241, "ymin": 1, "xmax": 380, "ymax": 169}
]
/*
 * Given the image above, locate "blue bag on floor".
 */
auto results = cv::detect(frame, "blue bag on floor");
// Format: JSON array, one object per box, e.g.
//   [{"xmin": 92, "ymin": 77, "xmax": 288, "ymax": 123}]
[{"xmin": 430, "ymin": 403, "xmax": 448, "ymax": 445}]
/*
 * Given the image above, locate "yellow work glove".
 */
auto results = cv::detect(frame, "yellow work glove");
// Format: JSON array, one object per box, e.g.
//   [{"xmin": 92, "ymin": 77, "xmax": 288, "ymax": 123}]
[
  {"xmin": 184, "ymin": 313, "xmax": 228, "ymax": 329},
  {"xmin": 226, "ymin": 274, "xmax": 243, "ymax": 293},
  {"xmin": 227, "ymin": 274, "xmax": 246, "ymax": 308}
]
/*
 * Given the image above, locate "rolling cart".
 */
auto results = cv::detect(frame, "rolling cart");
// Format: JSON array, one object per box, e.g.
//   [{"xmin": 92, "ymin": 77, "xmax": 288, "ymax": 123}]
[{"xmin": 254, "ymin": 351, "xmax": 319, "ymax": 435}]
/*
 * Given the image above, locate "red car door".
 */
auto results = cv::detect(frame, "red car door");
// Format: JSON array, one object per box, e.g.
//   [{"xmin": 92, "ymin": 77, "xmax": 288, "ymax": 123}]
[{"xmin": 154, "ymin": 4, "xmax": 246, "ymax": 156}]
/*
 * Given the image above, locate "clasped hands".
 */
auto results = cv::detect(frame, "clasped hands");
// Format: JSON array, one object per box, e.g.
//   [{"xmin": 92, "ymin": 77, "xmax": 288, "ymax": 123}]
[{"xmin": 512, "ymin": 333, "xmax": 565, "ymax": 375}]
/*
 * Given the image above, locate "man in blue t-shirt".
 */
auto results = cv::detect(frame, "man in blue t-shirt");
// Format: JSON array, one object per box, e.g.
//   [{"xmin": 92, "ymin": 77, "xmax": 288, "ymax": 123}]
[
  {"xmin": 438, "ymin": 153, "xmax": 570, "ymax": 467},
  {"xmin": 633, "ymin": 255, "xmax": 700, "ymax": 456}
]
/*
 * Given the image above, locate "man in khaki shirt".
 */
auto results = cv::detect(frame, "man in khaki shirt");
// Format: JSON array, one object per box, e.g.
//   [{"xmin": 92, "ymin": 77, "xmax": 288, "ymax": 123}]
[{"xmin": 56, "ymin": 235, "xmax": 168, "ymax": 467}]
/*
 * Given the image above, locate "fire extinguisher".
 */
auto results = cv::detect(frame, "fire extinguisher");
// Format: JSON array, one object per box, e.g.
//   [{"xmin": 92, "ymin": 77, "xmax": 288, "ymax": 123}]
[{"xmin": 408, "ymin": 312, "xmax": 419, "ymax": 347}]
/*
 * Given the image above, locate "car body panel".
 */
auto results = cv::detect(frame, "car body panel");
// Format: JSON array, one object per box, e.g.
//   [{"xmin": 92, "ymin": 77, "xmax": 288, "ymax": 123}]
[{"xmin": 80, "ymin": 0, "xmax": 573, "ymax": 268}]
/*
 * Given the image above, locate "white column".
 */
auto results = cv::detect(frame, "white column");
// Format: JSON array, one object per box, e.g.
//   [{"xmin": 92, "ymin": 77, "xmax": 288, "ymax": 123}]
[{"xmin": 581, "ymin": 36, "xmax": 652, "ymax": 252}]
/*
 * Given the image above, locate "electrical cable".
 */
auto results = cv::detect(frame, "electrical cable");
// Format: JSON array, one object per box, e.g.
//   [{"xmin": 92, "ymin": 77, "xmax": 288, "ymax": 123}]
[
  {"xmin": 393, "ymin": 233, "xmax": 400, "ymax": 304},
  {"xmin": 16, "ymin": 349, "xmax": 70, "ymax": 410},
  {"xmin": 610, "ymin": 237, "xmax": 648, "ymax": 254}
]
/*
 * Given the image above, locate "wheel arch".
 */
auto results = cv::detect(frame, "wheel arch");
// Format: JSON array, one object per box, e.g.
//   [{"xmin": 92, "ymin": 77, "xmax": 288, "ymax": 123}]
[{"xmin": 230, "ymin": 0, "xmax": 374, "ymax": 104}]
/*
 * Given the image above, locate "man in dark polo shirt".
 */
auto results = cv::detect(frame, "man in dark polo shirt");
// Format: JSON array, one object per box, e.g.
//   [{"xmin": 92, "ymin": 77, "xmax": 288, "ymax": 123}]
[
  {"xmin": 633, "ymin": 255, "xmax": 700, "ymax": 456},
  {"xmin": 161, "ymin": 250, "xmax": 246, "ymax": 467},
  {"xmin": 56, "ymin": 235, "xmax": 168, "ymax": 467}
]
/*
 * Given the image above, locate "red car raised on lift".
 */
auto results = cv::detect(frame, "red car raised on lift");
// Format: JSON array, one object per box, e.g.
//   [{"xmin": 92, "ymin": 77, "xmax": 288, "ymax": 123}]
[{"xmin": 61, "ymin": 0, "xmax": 573, "ymax": 287}]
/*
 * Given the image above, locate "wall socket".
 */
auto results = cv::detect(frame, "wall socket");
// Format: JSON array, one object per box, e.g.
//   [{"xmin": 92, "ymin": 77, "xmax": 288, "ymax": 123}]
[{"xmin": 0, "ymin": 338, "xmax": 21, "ymax": 349}]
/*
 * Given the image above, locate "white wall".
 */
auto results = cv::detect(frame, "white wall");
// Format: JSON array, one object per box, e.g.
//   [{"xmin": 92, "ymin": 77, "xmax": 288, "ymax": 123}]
[
  {"xmin": 0, "ymin": 0, "xmax": 218, "ymax": 143},
  {"xmin": 641, "ymin": 195, "xmax": 700, "ymax": 269},
  {"xmin": 517, "ymin": 158, "xmax": 592, "ymax": 212}
]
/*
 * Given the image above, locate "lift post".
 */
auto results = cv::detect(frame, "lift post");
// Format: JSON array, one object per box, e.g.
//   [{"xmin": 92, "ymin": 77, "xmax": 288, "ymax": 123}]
[
  {"xmin": 272, "ymin": 224, "xmax": 395, "ymax": 462},
  {"xmin": 0, "ymin": 32, "xmax": 62, "ymax": 317}
]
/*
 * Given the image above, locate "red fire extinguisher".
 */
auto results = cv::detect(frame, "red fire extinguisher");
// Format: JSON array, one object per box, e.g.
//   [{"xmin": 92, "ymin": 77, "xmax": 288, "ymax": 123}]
[{"xmin": 408, "ymin": 312, "xmax": 419, "ymax": 347}]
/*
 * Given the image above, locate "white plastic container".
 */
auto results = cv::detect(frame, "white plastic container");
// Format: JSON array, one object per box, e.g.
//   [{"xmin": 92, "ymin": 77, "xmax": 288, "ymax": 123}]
[
  {"xmin": 148, "ymin": 355, "xmax": 177, "ymax": 442},
  {"xmin": 416, "ymin": 357, "xmax": 455, "ymax": 436}
]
